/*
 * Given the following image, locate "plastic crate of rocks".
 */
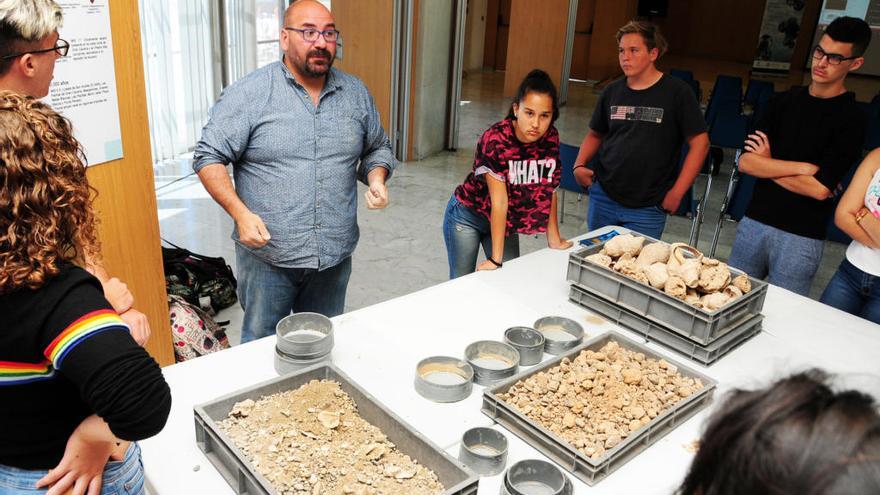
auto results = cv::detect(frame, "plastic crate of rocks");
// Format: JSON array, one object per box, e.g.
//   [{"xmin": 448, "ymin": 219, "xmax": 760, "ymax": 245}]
[
  {"xmin": 194, "ymin": 363, "xmax": 479, "ymax": 495},
  {"xmin": 482, "ymin": 332, "xmax": 716, "ymax": 486},
  {"xmin": 566, "ymin": 234, "xmax": 767, "ymax": 346},
  {"xmin": 569, "ymin": 283, "xmax": 763, "ymax": 365}
]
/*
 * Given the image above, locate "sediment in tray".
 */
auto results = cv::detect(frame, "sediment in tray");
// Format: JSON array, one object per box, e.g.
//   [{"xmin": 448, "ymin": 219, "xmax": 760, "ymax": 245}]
[
  {"xmin": 218, "ymin": 379, "xmax": 444, "ymax": 495},
  {"xmin": 499, "ymin": 341, "xmax": 703, "ymax": 461}
]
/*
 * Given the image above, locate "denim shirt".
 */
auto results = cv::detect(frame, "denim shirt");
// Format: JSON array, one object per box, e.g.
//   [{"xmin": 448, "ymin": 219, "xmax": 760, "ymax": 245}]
[{"xmin": 193, "ymin": 61, "xmax": 395, "ymax": 269}]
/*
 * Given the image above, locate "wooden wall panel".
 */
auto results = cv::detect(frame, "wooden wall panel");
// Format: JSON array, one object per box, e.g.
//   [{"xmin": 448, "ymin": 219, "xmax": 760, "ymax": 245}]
[
  {"xmin": 654, "ymin": 0, "xmax": 765, "ymax": 63},
  {"xmin": 650, "ymin": 0, "xmax": 820, "ymax": 68},
  {"xmin": 332, "ymin": 0, "xmax": 394, "ymax": 132},
  {"xmin": 586, "ymin": 0, "xmax": 637, "ymax": 82},
  {"xmin": 88, "ymin": 0, "xmax": 173, "ymax": 366},
  {"xmin": 791, "ymin": 0, "xmax": 822, "ymax": 70},
  {"xmin": 503, "ymin": 0, "xmax": 569, "ymax": 96},
  {"xmin": 570, "ymin": 0, "xmax": 596, "ymax": 80},
  {"xmin": 483, "ymin": 0, "xmax": 499, "ymax": 68},
  {"xmin": 407, "ymin": 0, "xmax": 420, "ymax": 161}
]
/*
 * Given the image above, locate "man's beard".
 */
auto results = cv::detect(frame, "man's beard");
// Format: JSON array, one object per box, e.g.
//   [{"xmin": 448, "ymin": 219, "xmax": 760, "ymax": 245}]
[{"xmin": 299, "ymin": 48, "xmax": 334, "ymax": 78}]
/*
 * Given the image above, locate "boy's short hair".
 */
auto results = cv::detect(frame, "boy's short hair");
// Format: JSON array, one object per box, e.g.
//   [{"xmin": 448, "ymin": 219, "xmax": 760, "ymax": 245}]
[
  {"xmin": 616, "ymin": 20, "xmax": 668, "ymax": 58},
  {"xmin": 0, "ymin": 0, "xmax": 63, "ymax": 75},
  {"xmin": 824, "ymin": 16, "xmax": 872, "ymax": 58}
]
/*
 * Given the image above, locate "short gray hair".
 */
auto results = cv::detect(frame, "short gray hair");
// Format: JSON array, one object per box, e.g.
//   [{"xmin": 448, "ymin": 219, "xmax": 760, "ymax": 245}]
[{"xmin": 0, "ymin": 0, "xmax": 63, "ymax": 42}]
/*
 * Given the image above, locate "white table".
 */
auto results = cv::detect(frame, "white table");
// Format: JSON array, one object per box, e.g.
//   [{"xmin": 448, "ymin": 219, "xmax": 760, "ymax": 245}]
[{"xmin": 141, "ymin": 227, "xmax": 880, "ymax": 494}]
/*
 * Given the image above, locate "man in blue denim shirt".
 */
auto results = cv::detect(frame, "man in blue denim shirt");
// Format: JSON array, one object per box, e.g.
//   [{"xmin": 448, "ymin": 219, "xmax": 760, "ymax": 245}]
[{"xmin": 194, "ymin": 0, "xmax": 395, "ymax": 343}]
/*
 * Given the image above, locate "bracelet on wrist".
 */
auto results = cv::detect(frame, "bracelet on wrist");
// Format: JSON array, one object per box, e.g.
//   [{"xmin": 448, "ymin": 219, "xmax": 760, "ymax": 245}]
[
  {"xmin": 488, "ymin": 257, "xmax": 503, "ymax": 268},
  {"xmin": 855, "ymin": 208, "xmax": 869, "ymax": 223},
  {"xmin": 573, "ymin": 164, "xmax": 587, "ymax": 170}
]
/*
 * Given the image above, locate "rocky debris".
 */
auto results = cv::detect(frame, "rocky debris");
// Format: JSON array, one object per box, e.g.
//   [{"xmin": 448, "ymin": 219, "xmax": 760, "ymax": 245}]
[
  {"xmin": 218, "ymin": 380, "xmax": 444, "ymax": 495},
  {"xmin": 604, "ymin": 234, "xmax": 645, "ymax": 258},
  {"xmin": 499, "ymin": 341, "xmax": 703, "ymax": 461},
  {"xmin": 585, "ymin": 237, "xmax": 751, "ymax": 312}
]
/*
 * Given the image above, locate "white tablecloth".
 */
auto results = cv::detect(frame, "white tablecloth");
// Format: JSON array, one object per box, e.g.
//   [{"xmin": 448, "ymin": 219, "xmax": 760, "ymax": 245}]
[{"xmin": 140, "ymin": 227, "xmax": 880, "ymax": 494}]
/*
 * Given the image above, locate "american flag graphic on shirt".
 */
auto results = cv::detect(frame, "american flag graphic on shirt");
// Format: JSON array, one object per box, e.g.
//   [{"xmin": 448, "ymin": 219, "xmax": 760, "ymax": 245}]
[{"xmin": 610, "ymin": 105, "xmax": 664, "ymax": 123}]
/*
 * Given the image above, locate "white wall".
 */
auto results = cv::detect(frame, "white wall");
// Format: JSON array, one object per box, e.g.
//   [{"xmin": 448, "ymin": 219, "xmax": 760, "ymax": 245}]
[
  {"xmin": 411, "ymin": 0, "xmax": 454, "ymax": 159},
  {"xmin": 463, "ymin": 0, "xmax": 488, "ymax": 72}
]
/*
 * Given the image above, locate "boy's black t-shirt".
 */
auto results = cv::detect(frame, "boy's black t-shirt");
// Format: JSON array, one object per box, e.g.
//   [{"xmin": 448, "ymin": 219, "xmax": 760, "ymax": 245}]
[
  {"xmin": 745, "ymin": 86, "xmax": 866, "ymax": 239},
  {"xmin": 589, "ymin": 74, "xmax": 707, "ymax": 208}
]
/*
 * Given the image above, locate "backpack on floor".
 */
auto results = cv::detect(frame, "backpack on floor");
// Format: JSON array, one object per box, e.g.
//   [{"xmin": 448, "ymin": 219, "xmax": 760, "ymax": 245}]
[
  {"xmin": 161, "ymin": 239, "xmax": 237, "ymax": 314},
  {"xmin": 168, "ymin": 295, "xmax": 230, "ymax": 362}
]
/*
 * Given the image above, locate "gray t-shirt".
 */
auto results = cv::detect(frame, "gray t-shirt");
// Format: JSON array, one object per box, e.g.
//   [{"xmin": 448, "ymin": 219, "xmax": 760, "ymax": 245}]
[{"xmin": 589, "ymin": 74, "xmax": 706, "ymax": 208}]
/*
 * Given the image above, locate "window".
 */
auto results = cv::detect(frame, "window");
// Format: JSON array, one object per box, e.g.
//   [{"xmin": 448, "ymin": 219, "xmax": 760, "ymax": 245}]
[{"xmin": 256, "ymin": 0, "xmax": 284, "ymax": 68}]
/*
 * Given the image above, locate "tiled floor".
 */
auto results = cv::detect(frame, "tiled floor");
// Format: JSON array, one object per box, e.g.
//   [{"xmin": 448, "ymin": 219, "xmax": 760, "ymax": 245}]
[{"xmin": 156, "ymin": 70, "xmax": 852, "ymax": 345}]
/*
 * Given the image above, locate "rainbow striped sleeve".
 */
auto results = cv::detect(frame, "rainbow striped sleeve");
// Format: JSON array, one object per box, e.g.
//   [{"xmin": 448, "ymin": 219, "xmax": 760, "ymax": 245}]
[
  {"xmin": 43, "ymin": 309, "xmax": 129, "ymax": 370},
  {"xmin": 0, "ymin": 360, "xmax": 54, "ymax": 385}
]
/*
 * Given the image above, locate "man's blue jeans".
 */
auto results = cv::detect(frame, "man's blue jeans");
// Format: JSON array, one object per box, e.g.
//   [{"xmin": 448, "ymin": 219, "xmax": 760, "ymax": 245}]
[
  {"xmin": 587, "ymin": 181, "xmax": 667, "ymax": 239},
  {"xmin": 0, "ymin": 443, "xmax": 144, "ymax": 495},
  {"xmin": 728, "ymin": 216, "xmax": 823, "ymax": 296},
  {"xmin": 442, "ymin": 195, "xmax": 519, "ymax": 279},
  {"xmin": 235, "ymin": 245, "xmax": 352, "ymax": 343},
  {"xmin": 820, "ymin": 257, "xmax": 880, "ymax": 324}
]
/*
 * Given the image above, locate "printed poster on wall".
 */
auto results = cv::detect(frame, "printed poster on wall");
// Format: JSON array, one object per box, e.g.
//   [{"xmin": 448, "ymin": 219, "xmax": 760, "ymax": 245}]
[
  {"xmin": 45, "ymin": 0, "xmax": 123, "ymax": 166},
  {"xmin": 752, "ymin": 0, "xmax": 808, "ymax": 73}
]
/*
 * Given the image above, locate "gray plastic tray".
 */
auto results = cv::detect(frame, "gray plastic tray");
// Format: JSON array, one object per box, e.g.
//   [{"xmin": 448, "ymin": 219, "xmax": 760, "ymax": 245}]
[
  {"xmin": 568, "ymin": 284, "xmax": 763, "ymax": 366},
  {"xmin": 194, "ymin": 364, "xmax": 479, "ymax": 495},
  {"xmin": 567, "ymin": 240, "xmax": 767, "ymax": 345},
  {"xmin": 482, "ymin": 332, "xmax": 716, "ymax": 486}
]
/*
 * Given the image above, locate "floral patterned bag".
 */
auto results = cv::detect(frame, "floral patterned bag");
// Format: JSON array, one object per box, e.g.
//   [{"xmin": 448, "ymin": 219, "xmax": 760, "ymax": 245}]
[{"xmin": 168, "ymin": 295, "xmax": 230, "ymax": 362}]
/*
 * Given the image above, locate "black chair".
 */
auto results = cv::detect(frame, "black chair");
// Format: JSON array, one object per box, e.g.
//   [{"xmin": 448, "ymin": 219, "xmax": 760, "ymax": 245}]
[
  {"xmin": 825, "ymin": 160, "xmax": 862, "ymax": 245},
  {"xmin": 710, "ymin": 150, "xmax": 757, "ymax": 258},
  {"xmin": 705, "ymin": 75, "xmax": 743, "ymax": 130},
  {"xmin": 750, "ymin": 87, "xmax": 773, "ymax": 128},
  {"xmin": 744, "ymin": 79, "xmax": 774, "ymax": 107},
  {"xmin": 673, "ymin": 144, "xmax": 720, "ymax": 246},
  {"xmin": 670, "ymin": 69, "xmax": 701, "ymax": 101},
  {"xmin": 670, "ymin": 69, "xmax": 694, "ymax": 81},
  {"xmin": 558, "ymin": 142, "xmax": 591, "ymax": 223},
  {"xmin": 864, "ymin": 104, "xmax": 880, "ymax": 151}
]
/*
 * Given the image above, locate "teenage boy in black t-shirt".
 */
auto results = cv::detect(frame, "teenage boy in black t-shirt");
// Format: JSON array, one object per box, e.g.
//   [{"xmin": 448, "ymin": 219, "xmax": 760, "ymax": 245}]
[
  {"xmin": 729, "ymin": 16, "xmax": 871, "ymax": 296},
  {"xmin": 573, "ymin": 20, "xmax": 709, "ymax": 239}
]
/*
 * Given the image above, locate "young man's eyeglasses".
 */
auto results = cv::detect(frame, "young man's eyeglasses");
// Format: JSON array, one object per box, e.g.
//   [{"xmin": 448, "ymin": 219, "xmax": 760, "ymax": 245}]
[
  {"xmin": 1, "ymin": 39, "xmax": 70, "ymax": 60},
  {"xmin": 812, "ymin": 45, "xmax": 858, "ymax": 66},
  {"xmin": 284, "ymin": 27, "xmax": 340, "ymax": 43}
]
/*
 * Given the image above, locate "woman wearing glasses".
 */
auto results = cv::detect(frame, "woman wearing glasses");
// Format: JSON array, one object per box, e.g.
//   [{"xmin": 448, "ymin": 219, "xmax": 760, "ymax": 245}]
[
  {"xmin": 820, "ymin": 148, "xmax": 880, "ymax": 323},
  {"xmin": 0, "ymin": 93, "xmax": 170, "ymax": 495},
  {"xmin": 0, "ymin": 1, "xmax": 69, "ymax": 99},
  {"xmin": 442, "ymin": 69, "xmax": 572, "ymax": 278}
]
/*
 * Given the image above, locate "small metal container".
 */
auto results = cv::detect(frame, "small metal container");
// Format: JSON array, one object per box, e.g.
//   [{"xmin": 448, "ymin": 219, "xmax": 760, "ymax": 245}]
[
  {"xmin": 274, "ymin": 347, "xmax": 331, "ymax": 375},
  {"xmin": 464, "ymin": 341, "xmax": 519, "ymax": 386},
  {"xmin": 275, "ymin": 312, "xmax": 334, "ymax": 359},
  {"xmin": 501, "ymin": 459, "xmax": 571, "ymax": 495},
  {"xmin": 503, "ymin": 327, "xmax": 545, "ymax": 366},
  {"xmin": 414, "ymin": 356, "xmax": 474, "ymax": 403},
  {"xmin": 458, "ymin": 427, "xmax": 508, "ymax": 476},
  {"xmin": 533, "ymin": 316, "xmax": 584, "ymax": 355}
]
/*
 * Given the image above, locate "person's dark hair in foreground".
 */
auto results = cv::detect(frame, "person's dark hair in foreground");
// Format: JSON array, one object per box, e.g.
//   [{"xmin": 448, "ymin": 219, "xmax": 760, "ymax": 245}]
[{"xmin": 678, "ymin": 369, "xmax": 880, "ymax": 495}]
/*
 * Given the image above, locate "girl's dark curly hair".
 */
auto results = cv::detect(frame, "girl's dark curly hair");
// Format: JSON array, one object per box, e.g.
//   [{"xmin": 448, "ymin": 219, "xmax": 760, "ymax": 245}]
[{"xmin": 0, "ymin": 90, "xmax": 99, "ymax": 293}]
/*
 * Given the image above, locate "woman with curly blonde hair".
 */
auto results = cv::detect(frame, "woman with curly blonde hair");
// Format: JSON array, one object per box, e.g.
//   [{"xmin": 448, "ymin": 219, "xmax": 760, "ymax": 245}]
[
  {"xmin": 0, "ymin": 92, "xmax": 170, "ymax": 495},
  {"xmin": 0, "ymin": 92, "xmax": 99, "ymax": 292}
]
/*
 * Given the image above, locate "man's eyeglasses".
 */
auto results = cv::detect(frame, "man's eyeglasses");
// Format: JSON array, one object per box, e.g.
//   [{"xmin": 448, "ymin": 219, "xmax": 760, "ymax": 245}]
[
  {"xmin": 1, "ymin": 38, "xmax": 70, "ymax": 60},
  {"xmin": 812, "ymin": 45, "xmax": 857, "ymax": 66},
  {"xmin": 284, "ymin": 27, "xmax": 340, "ymax": 43}
]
